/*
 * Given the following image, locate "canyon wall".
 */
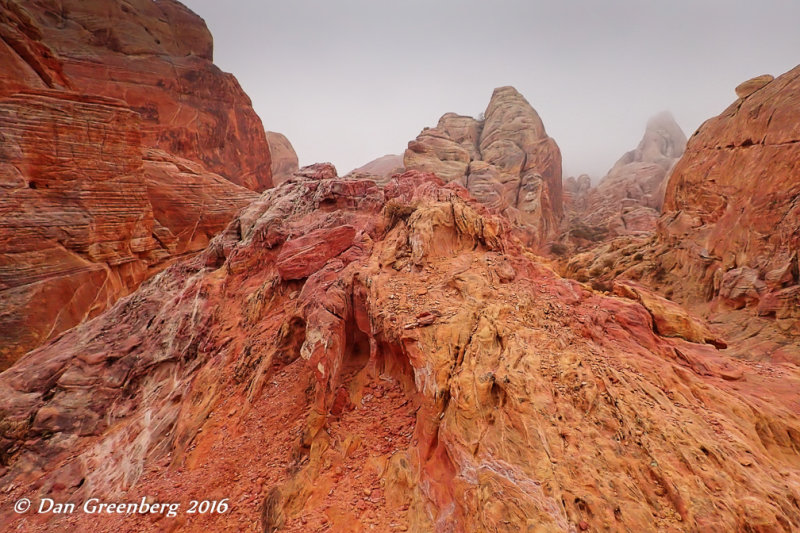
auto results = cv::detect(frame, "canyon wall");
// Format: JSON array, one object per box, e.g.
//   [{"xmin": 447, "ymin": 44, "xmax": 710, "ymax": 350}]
[
  {"xmin": 565, "ymin": 68, "xmax": 800, "ymax": 362},
  {"xmin": 0, "ymin": 0, "xmax": 268, "ymax": 366}
]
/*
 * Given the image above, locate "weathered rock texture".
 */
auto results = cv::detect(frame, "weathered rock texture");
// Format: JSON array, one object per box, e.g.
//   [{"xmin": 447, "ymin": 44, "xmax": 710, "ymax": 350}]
[
  {"xmin": 564, "ymin": 66, "xmax": 800, "ymax": 363},
  {"xmin": 0, "ymin": 0, "xmax": 267, "ymax": 366},
  {"xmin": 404, "ymin": 86, "xmax": 562, "ymax": 247},
  {"xmin": 266, "ymin": 131, "xmax": 299, "ymax": 186},
  {"xmin": 2, "ymin": 171, "xmax": 800, "ymax": 533},
  {"xmin": 560, "ymin": 112, "xmax": 686, "ymax": 253},
  {"xmin": 0, "ymin": 0, "xmax": 272, "ymax": 190}
]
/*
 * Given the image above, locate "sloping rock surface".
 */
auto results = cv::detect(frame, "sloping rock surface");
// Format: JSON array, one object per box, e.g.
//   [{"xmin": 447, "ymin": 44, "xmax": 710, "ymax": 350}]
[
  {"xmin": 563, "ymin": 66, "xmax": 800, "ymax": 363},
  {"xmin": 2, "ymin": 172, "xmax": 800, "ymax": 532},
  {"xmin": 266, "ymin": 131, "xmax": 299, "ymax": 186}
]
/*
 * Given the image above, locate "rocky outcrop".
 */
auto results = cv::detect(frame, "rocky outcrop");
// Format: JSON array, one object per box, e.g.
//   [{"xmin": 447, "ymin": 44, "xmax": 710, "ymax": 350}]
[
  {"xmin": 735, "ymin": 74, "xmax": 774, "ymax": 99},
  {"xmin": 0, "ymin": 0, "xmax": 272, "ymax": 190},
  {"xmin": 0, "ymin": 0, "xmax": 268, "ymax": 366},
  {"xmin": 404, "ymin": 87, "xmax": 562, "ymax": 247},
  {"xmin": 2, "ymin": 171, "xmax": 800, "ymax": 532},
  {"xmin": 562, "ymin": 112, "xmax": 686, "ymax": 249},
  {"xmin": 564, "ymin": 66, "xmax": 800, "ymax": 362},
  {"xmin": 0, "ymin": 90, "xmax": 257, "ymax": 368},
  {"xmin": 266, "ymin": 131, "xmax": 299, "ymax": 186},
  {"xmin": 562, "ymin": 174, "xmax": 591, "ymax": 213},
  {"xmin": 142, "ymin": 149, "xmax": 259, "ymax": 255}
]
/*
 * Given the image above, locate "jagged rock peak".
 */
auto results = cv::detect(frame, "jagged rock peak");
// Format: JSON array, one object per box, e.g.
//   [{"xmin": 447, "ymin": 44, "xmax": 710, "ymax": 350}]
[
  {"xmin": 404, "ymin": 86, "xmax": 562, "ymax": 248},
  {"xmin": 637, "ymin": 111, "xmax": 688, "ymax": 162}
]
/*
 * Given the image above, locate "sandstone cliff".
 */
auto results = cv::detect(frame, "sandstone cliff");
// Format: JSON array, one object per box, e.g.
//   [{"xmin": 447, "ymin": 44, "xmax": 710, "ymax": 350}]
[
  {"xmin": 2, "ymin": 170, "xmax": 799, "ymax": 532},
  {"xmin": 565, "ymin": 67, "xmax": 800, "ymax": 363},
  {"xmin": 0, "ymin": 0, "xmax": 272, "ymax": 190},
  {"xmin": 0, "ymin": 0, "xmax": 268, "ymax": 366},
  {"xmin": 404, "ymin": 87, "xmax": 562, "ymax": 247}
]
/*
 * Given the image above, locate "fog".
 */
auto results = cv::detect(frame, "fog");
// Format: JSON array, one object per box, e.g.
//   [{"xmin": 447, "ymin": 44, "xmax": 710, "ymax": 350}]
[{"xmin": 182, "ymin": 0, "xmax": 800, "ymax": 179}]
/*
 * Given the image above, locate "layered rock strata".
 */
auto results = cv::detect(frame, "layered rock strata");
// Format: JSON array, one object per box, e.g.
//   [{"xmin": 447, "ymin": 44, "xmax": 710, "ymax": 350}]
[
  {"xmin": 0, "ymin": 0, "xmax": 269, "ymax": 365},
  {"xmin": 0, "ymin": 0, "xmax": 272, "ymax": 190}
]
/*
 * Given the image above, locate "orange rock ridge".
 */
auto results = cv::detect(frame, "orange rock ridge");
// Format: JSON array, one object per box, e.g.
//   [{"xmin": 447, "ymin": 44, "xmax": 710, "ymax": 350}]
[{"xmin": 2, "ymin": 170, "xmax": 799, "ymax": 532}]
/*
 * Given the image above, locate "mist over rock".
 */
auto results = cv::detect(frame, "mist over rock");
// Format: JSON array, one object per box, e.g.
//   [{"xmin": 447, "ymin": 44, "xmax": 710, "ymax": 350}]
[
  {"xmin": 404, "ymin": 86, "xmax": 562, "ymax": 247},
  {"xmin": 560, "ymin": 112, "xmax": 687, "ymax": 252},
  {"xmin": 600, "ymin": 111, "xmax": 687, "ymax": 211},
  {"xmin": 564, "ymin": 65, "xmax": 799, "ymax": 363},
  {"xmin": 0, "ymin": 0, "xmax": 269, "ymax": 365}
]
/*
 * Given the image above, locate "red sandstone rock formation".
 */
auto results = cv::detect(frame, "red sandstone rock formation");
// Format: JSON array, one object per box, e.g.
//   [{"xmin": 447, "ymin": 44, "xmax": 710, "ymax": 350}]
[
  {"xmin": 0, "ymin": 0, "xmax": 268, "ymax": 366},
  {"xmin": 0, "ymin": 0, "xmax": 272, "ymax": 190},
  {"xmin": 404, "ymin": 87, "xmax": 562, "ymax": 248},
  {"xmin": 2, "ymin": 171, "xmax": 800, "ymax": 532},
  {"xmin": 266, "ymin": 131, "xmax": 299, "ymax": 186},
  {"xmin": 564, "ymin": 67, "xmax": 800, "ymax": 363},
  {"xmin": 0, "ymin": 89, "xmax": 258, "ymax": 368}
]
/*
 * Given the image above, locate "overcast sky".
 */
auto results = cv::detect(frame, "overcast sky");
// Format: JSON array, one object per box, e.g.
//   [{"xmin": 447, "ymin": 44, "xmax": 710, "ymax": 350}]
[{"xmin": 183, "ymin": 0, "xmax": 800, "ymax": 179}]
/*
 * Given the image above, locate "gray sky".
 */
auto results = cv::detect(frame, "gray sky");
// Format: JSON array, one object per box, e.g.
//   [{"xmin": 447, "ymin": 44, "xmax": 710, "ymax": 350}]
[{"xmin": 182, "ymin": 0, "xmax": 800, "ymax": 179}]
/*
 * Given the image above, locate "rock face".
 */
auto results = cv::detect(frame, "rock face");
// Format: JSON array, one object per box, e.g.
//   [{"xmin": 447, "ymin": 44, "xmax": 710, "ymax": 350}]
[
  {"xmin": 592, "ymin": 112, "xmax": 686, "ymax": 224},
  {"xmin": 562, "ymin": 112, "xmax": 686, "ymax": 250},
  {"xmin": 564, "ymin": 66, "xmax": 800, "ymax": 362},
  {"xmin": 562, "ymin": 174, "xmax": 591, "ymax": 213},
  {"xmin": 0, "ymin": 0, "xmax": 267, "ymax": 366},
  {"xmin": 2, "ymin": 171, "xmax": 800, "ymax": 532},
  {"xmin": 404, "ymin": 86, "xmax": 562, "ymax": 247},
  {"xmin": 266, "ymin": 131, "xmax": 299, "ymax": 186},
  {"xmin": 0, "ymin": 0, "xmax": 272, "ymax": 190}
]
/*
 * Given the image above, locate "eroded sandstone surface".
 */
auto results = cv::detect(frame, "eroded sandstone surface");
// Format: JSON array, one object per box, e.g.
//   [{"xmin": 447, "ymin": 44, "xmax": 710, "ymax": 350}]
[
  {"xmin": 404, "ymin": 86, "xmax": 562, "ymax": 248},
  {"xmin": 564, "ymin": 66, "xmax": 800, "ymax": 364},
  {"xmin": 0, "ymin": 0, "xmax": 272, "ymax": 190},
  {"xmin": 0, "ymin": 0, "xmax": 273, "ymax": 366},
  {"xmin": 2, "ymin": 171, "xmax": 799, "ymax": 532}
]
